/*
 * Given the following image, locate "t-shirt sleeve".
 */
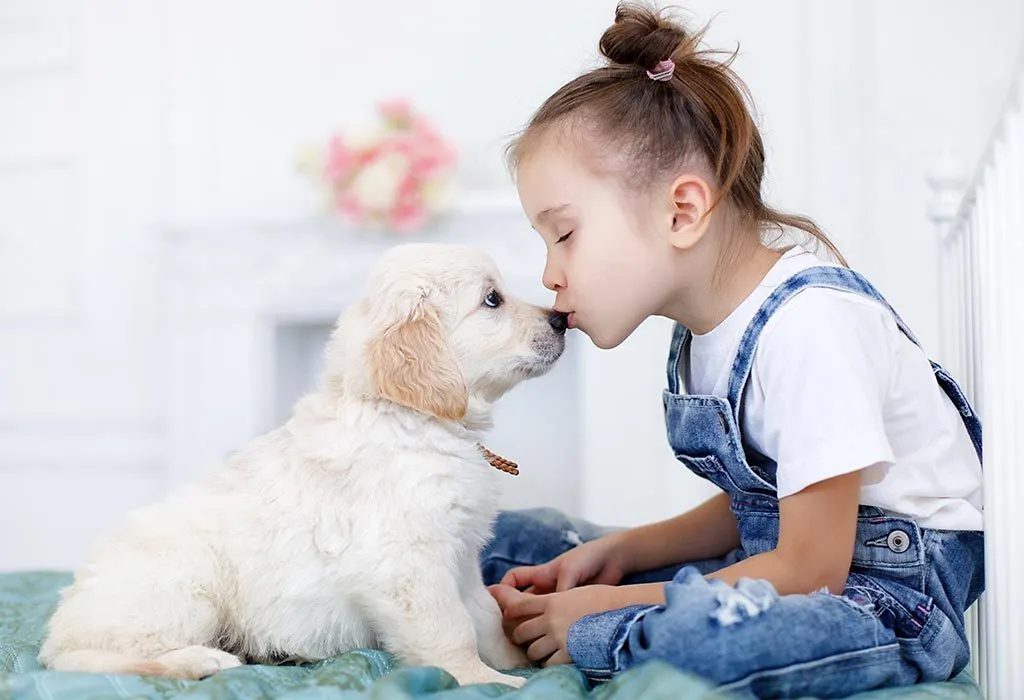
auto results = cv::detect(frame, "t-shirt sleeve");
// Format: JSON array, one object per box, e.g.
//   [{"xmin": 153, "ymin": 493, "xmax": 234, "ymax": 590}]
[{"xmin": 754, "ymin": 290, "xmax": 897, "ymax": 498}]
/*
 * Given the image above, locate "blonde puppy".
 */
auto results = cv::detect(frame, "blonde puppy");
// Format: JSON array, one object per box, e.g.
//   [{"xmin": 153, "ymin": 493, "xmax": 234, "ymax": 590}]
[{"xmin": 39, "ymin": 243, "xmax": 568, "ymax": 688}]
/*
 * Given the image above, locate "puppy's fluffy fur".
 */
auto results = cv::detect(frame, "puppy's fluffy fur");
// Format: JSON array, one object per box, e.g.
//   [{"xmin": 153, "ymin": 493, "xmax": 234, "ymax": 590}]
[{"xmin": 39, "ymin": 244, "xmax": 567, "ymax": 687}]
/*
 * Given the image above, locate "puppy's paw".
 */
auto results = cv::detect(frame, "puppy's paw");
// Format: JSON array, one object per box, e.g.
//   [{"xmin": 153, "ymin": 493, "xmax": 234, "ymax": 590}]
[
  {"xmin": 155, "ymin": 646, "xmax": 243, "ymax": 680},
  {"xmin": 491, "ymin": 639, "xmax": 531, "ymax": 670},
  {"xmin": 456, "ymin": 667, "xmax": 527, "ymax": 688}
]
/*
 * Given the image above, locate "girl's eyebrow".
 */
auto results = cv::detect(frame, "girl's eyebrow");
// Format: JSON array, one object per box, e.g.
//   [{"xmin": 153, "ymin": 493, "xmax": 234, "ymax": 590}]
[{"xmin": 536, "ymin": 204, "xmax": 570, "ymax": 223}]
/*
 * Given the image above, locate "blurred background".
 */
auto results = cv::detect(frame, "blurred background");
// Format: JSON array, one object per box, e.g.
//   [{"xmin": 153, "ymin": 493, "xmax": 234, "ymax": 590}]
[{"xmin": 1, "ymin": 0, "xmax": 1021, "ymax": 572}]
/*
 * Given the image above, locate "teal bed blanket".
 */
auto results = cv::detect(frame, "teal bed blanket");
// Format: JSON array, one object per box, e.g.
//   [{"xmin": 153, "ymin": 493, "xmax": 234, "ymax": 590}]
[{"xmin": 0, "ymin": 572, "xmax": 982, "ymax": 699}]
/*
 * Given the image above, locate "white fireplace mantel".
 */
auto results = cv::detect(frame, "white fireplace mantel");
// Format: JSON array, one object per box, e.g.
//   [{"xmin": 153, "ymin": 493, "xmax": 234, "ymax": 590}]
[{"xmin": 162, "ymin": 189, "xmax": 553, "ymax": 318}]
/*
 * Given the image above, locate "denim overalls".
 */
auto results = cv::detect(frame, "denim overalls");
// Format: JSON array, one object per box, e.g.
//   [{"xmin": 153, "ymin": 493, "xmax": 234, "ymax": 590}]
[{"xmin": 481, "ymin": 266, "xmax": 985, "ymax": 698}]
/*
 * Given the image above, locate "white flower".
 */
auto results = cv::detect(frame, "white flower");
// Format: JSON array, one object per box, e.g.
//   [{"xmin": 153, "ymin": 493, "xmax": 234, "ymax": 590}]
[
  {"xmin": 349, "ymin": 152, "xmax": 410, "ymax": 212},
  {"xmin": 421, "ymin": 177, "xmax": 454, "ymax": 214},
  {"xmin": 341, "ymin": 119, "xmax": 386, "ymax": 151}
]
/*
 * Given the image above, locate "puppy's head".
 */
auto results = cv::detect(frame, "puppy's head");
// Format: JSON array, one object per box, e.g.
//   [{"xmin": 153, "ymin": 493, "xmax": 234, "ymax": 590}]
[{"xmin": 331, "ymin": 243, "xmax": 566, "ymax": 424}]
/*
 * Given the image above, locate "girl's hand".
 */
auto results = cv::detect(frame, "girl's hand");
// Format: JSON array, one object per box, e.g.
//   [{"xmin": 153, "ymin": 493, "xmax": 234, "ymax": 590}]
[
  {"xmin": 499, "ymin": 532, "xmax": 631, "ymax": 594},
  {"xmin": 488, "ymin": 584, "xmax": 626, "ymax": 666}
]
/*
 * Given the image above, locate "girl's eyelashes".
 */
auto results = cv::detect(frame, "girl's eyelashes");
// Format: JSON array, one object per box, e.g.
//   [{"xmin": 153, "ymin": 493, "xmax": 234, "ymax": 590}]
[{"xmin": 555, "ymin": 231, "xmax": 574, "ymax": 244}]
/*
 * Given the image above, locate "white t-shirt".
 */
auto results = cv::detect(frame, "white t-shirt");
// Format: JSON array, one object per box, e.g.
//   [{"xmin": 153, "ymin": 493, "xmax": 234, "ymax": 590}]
[{"xmin": 685, "ymin": 246, "xmax": 983, "ymax": 531}]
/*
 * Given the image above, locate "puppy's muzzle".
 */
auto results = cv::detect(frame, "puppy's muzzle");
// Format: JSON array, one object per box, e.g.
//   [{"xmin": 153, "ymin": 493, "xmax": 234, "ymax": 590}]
[{"xmin": 525, "ymin": 310, "xmax": 567, "ymax": 373}]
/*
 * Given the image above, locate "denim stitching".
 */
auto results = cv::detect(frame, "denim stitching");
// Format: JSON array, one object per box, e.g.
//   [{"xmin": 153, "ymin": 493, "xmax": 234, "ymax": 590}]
[
  {"xmin": 717, "ymin": 643, "xmax": 902, "ymax": 694},
  {"xmin": 569, "ymin": 605, "xmax": 657, "ymax": 677}
]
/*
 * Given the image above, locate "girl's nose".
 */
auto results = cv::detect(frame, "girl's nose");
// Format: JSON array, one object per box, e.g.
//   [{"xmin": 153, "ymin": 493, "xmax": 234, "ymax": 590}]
[{"xmin": 542, "ymin": 259, "xmax": 564, "ymax": 292}]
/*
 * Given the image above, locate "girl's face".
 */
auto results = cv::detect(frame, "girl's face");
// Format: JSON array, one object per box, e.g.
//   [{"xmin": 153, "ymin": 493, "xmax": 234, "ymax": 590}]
[{"xmin": 516, "ymin": 140, "xmax": 679, "ymax": 349}]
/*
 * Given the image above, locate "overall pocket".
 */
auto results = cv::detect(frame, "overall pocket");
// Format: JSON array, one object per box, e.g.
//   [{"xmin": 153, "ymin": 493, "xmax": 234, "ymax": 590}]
[
  {"xmin": 845, "ymin": 572, "xmax": 934, "ymax": 641},
  {"xmin": 844, "ymin": 572, "xmax": 964, "ymax": 681},
  {"xmin": 672, "ymin": 453, "xmax": 739, "ymax": 494}
]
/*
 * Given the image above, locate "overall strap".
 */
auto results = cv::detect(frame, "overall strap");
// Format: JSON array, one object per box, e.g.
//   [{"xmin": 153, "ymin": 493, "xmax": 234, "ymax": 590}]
[
  {"xmin": 725, "ymin": 266, "xmax": 923, "ymax": 428},
  {"xmin": 666, "ymin": 321, "xmax": 690, "ymax": 395}
]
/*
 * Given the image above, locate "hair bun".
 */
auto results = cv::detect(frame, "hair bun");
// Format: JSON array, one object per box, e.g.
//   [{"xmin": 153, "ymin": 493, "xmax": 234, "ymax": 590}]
[{"xmin": 598, "ymin": 2, "xmax": 691, "ymax": 71}]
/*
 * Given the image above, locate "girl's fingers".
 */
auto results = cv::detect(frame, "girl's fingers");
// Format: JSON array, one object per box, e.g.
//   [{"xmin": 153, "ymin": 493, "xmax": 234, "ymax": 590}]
[
  {"xmin": 543, "ymin": 649, "xmax": 573, "ymax": 667},
  {"xmin": 502, "ymin": 564, "xmax": 557, "ymax": 592},
  {"xmin": 555, "ymin": 566, "xmax": 582, "ymax": 592},
  {"xmin": 511, "ymin": 615, "xmax": 547, "ymax": 646},
  {"xmin": 526, "ymin": 635, "xmax": 561, "ymax": 663}
]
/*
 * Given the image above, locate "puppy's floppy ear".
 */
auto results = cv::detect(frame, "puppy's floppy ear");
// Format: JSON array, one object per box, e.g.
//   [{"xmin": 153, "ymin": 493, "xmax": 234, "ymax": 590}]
[{"xmin": 366, "ymin": 292, "xmax": 468, "ymax": 421}]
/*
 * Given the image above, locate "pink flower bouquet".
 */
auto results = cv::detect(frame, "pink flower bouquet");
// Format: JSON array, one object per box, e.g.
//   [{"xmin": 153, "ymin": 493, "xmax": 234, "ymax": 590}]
[{"xmin": 303, "ymin": 99, "xmax": 458, "ymax": 233}]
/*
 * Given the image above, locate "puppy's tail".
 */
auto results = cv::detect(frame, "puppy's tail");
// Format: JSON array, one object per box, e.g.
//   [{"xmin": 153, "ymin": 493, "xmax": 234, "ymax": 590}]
[{"xmin": 44, "ymin": 650, "xmax": 170, "ymax": 677}]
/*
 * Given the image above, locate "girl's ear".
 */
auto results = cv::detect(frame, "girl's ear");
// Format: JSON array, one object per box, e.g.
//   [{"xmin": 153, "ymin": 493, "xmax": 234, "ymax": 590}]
[{"xmin": 665, "ymin": 174, "xmax": 715, "ymax": 251}]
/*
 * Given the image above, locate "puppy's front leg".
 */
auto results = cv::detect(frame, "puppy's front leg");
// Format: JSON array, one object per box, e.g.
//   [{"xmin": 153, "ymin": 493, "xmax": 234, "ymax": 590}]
[
  {"xmin": 460, "ymin": 561, "xmax": 530, "ymax": 671},
  {"xmin": 363, "ymin": 562, "xmax": 525, "ymax": 688}
]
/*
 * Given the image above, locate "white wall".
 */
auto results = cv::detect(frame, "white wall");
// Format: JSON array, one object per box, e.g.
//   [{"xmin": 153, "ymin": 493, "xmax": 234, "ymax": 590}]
[{"xmin": 1, "ymin": 0, "xmax": 1021, "ymax": 570}]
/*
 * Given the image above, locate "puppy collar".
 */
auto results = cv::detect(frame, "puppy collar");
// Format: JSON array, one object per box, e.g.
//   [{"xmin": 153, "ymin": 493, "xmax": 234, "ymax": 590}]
[{"xmin": 478, "ymin": 444, "xmax": 518, "ymax": 476}]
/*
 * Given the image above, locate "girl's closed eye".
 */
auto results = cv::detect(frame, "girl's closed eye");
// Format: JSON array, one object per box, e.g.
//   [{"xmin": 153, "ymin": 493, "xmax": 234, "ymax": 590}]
[{"xmin": 555, "ymin": 231, "xmax": 573, "ymax": 244}]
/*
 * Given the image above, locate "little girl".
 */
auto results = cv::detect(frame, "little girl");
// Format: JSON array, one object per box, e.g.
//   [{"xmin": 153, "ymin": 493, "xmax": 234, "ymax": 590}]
[{"xmin": 483, "ymin": 3, "xmax": 984, "ymax": 698}]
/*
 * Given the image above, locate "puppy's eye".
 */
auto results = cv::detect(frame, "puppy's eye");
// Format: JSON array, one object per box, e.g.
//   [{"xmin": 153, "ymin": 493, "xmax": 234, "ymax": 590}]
[
  {"xmin": 483, "ymin": 290, "xmax": 503, "ymax": 309},
  {"xmin": 556, "ymin": 231, "xmax": 573, "ymax": 244}
]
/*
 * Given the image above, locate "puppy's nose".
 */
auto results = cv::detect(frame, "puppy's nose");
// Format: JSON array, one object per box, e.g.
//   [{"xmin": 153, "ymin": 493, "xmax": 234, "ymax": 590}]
[{"xmin": 548, "ymin": 311, "xmax": 568, "ymax": 334}]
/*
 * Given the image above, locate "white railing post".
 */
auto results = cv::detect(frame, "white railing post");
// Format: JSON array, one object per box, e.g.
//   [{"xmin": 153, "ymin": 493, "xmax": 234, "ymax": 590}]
[
  {"xmin": 979, "ymin": 88, "xmax": 1024, "ymax": 700},
  {"xmin": 926, "ymin": 146, "xmax": 969, "ymax": 376},
  {"xmin": 926, "ymin": 148, "xmax": 987, "ymax": 693},
  {"xmin": 928, "ymin": 66, "xmax": 1024, "ymax": 699}
]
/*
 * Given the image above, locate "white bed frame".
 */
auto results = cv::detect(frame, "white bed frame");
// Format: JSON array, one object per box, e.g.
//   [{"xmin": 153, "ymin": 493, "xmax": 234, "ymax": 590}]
[{"xmin": 927, "ymin": 65, "xmax": 1024, "ymax": 700}]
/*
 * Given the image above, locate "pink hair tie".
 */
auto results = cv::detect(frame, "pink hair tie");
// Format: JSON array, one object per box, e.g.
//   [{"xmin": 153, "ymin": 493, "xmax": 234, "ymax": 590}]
[{"xmin": 646, "ymin": 59, "xmax": 675, "ymax": 82}]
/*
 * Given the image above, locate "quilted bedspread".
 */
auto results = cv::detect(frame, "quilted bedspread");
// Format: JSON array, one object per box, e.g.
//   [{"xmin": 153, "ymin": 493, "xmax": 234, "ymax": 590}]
[{"xmin": 0, "ymin": 572, "xmax": 983, "ymax": 699}]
